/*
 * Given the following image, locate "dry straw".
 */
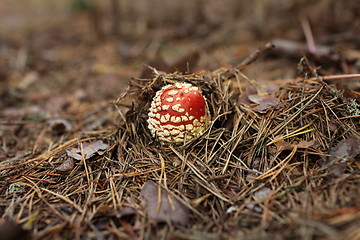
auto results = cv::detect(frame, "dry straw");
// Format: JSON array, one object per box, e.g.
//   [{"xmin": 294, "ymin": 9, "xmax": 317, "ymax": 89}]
[{"xmin": 1, "ymin": 64, "xmax": 360, "ymax": 239}]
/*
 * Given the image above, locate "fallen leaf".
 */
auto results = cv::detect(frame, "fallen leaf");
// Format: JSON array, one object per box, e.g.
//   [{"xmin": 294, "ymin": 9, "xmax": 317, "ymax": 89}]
[
  {"xmin": 117, "ymin": 206, "xmax": 137, "ymax": 218},
  {"xmin": 239, "ymin": 84, "xmax": 280, "ymax": 113},
  {"xmin": 259, "ymin": 84, "xmax": 280, "ymax": 94},
  {"xmin": 252, "ymin": 96, "xmax": 279, "ymax": 113},
  {"xmin": 6, "ymin": 183, "xmax": 23, "ymax": 195},
  {"xmin": 247, "ymin": 85, "xmax": 258, "ymax": 95},
  {"xmin": 140, "ymin": 181, "xmax": 189, "ymax": 225},
  {"xmin": 271, "ymin": 139, "xmax": 316, "ymax": 153},
  {"xmin": 247, "ymin": 94, "xmax": 263, "ymax": 104},
  {"xmin": 273, "ymin": 140, "xmax": 294, "ymax": 152},
  {"xmin": 55, "ymin": 158, "xmax": 74, "ymax": 172},
  {"xmin": 238, "ymin": 85, "xmax": 258, "ymax": 105},
  {"xmin": 327, "ymin": 138, "xmax": 360, "ymax": 176},
  {"xmin": 66, "ymin": 140, "xmax": 108, "ymax": 160},
  {"xmin": 329, "ymin": 138, "xmax": 360, "ymax": 163}
]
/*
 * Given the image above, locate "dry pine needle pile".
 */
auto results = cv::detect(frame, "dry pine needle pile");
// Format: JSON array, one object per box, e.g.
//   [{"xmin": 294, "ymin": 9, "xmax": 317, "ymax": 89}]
[{"xmin": 1, "ymin": 65, "xmax": 360, "ymax": 239}]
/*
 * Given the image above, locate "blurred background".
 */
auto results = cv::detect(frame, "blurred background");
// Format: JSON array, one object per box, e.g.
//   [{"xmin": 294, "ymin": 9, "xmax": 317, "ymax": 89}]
[{"xmin": 0, "ymin": 0, "xmax": 359, "ymax": 109}]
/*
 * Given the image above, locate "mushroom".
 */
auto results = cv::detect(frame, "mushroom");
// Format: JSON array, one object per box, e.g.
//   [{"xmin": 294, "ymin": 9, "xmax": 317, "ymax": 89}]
[{"xmin": 147, "ymin": 82, "xmax": 210, "ymax": 143}]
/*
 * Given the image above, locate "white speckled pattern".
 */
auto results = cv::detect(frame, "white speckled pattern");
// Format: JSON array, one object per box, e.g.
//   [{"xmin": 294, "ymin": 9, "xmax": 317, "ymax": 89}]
[{"xmin": 147, "ymin": 82, "xmax": 210, "ymax": 143}]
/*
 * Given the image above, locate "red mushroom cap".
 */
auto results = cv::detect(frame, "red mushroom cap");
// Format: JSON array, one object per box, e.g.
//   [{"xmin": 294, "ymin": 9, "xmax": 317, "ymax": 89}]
[{"xmin": 147, "ymin": 82, "xmax": 210, "ymax": 143}]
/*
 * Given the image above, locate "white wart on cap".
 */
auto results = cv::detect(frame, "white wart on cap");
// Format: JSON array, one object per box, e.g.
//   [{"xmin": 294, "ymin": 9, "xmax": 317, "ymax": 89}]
[{"xmin": 147, "ymin": 82, "xmax": 210, "ymax": 143}]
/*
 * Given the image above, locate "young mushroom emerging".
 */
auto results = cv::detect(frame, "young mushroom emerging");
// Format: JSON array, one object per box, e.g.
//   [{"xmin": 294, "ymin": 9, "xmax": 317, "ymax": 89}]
[{"xmin": 147, "ymin": 82, "xmax": 210, "ymax": 143}]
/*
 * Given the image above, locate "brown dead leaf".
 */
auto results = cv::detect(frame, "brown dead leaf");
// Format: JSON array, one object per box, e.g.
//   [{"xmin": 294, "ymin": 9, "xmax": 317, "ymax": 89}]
[
  {"xmin": 328, "ymin": 121, "xmax": 338, "ymax": 132},
  {"xmin": 327, "ymin": 138, "xmax": 360, "ymax": 176},
  {"xmin": 240, "ymin": 85, "xmax": 280, "ymax": 113},
  {"xmin": 117, "ymin": 206, "xmax": 137, "ymax": 218},
  {"xmin": 238, "ymin": 85, "xmax": 257, "ymax": 105},
  {"xmin": 66, "ymin": 140, "xmax": 108, "ymax": 160},
  {"xmin": 297, "ymin": 140, "xmax": 317, "ymax": 149},
  {"xmin": 329, "ymin": 138, "xmax": 360, "ymax": 163},
  {"xmin": 273, "ymin": 140, "xmax": 294, "ymax": 152},
  {"xmin": 55, "ymin": 158, "xmax": 74, "ymax": 172},
  {"xmin": 259, "ymin": 84, "xmax": 280, "ymax": 94},
  {"xmin": 272, "ymin": 139, "xmax": 316, "ymax": 153},
  {"xmin": 140, "ymin": 180, "xmax": 189, "ymax": 225},
  {"xmin": 247, "ymin": 94, "xmax": 263, "ymax": 104},
  {"xmin": 252, "ymin": 96, "xmax": 279, "ymax": 113}
]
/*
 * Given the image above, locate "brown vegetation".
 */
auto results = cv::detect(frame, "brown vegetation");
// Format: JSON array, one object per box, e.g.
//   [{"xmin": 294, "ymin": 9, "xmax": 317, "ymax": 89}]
[{"xmin": 0, "ymin": 0, "xmax": 360, "ymax": 239}]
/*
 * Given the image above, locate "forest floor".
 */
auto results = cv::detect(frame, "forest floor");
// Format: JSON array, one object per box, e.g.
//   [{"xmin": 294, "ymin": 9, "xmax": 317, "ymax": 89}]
[{"xmin": 1, "ymin": 1, "xmax": 360, "ymax": 239}]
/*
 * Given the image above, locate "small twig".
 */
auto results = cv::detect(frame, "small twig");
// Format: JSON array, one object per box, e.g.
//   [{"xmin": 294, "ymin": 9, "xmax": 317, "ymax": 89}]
[
  {"xmin": 300, "ymin": 15, "xmax": 317, "ymax": 54},
  {"xmin": 207, "ymin": 174, "xmax": 231, "ymax": 183},
  {"xmin": 271, "ymin": 39, "xmax": 338, "ymax": 61},
  {"xmin": 308, "ymin": 73, "xmax": 360, "ymax": 82},
  {"xmin": 237, "ymin": 42, "xmax": 275, "ymax": 70},
  {"xmin": 338, "ymin": 115, "xmax": 360, "ymax": 120}
]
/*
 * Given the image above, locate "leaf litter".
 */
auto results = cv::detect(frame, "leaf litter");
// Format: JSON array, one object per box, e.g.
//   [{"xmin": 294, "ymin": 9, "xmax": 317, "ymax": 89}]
[
  {"xmin": 65, "ymin": 140, "xmax": 108, "ymax": 161},
  {"xmin": 140, "ymin": 181, "xmax": 189, "ymax": 225},
  {"xmin": 1, "ymin": 62, "xmax": 360, "ymax": 239},
  {"xmin": 55, "ymin": 140, "xmax": 108, "ymax": 172},
  {"xmin": 1, "ymin": 3, "xmax": 360, "ymax": 237},
  {"xmin": 328, "ymin": 138, "xmax": 360, "ymax": 164},
  {"xmin": 270, "ymin": 139, "xmax": 317, "ymax": 153},
  {"xmin": 240, "ymin": 84, "xmax": 281, "ymax": 113},
  {"xmin": 1, "ymin": 64, "xmax": 360, "ymax": 239},
  {"xmin": 326, "ymin": 138, "xmax": 360, "ymax": 176},
  {"xmin": 55, "ymin": 157, "xmax": 74, "ymax": 172}
]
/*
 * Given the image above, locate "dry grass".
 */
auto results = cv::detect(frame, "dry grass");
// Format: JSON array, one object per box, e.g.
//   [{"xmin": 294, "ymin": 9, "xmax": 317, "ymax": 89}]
[{"xmin": 1, "ymin": 62, "xmax": 359, "ymax": 239}]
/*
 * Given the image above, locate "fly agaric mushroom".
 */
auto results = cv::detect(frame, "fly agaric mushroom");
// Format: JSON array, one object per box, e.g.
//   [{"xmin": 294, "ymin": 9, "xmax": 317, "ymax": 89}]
[{"xmin": 147, "ymin": 82, "xmax": 210, "ymax": 143}]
